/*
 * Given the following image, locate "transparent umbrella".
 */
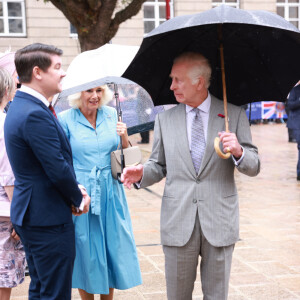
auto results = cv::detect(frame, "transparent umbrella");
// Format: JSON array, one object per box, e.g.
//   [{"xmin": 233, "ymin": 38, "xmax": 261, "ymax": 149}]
[{"xmin": 54, "ymin": 44, "xmax": 169, "ymax": 136}]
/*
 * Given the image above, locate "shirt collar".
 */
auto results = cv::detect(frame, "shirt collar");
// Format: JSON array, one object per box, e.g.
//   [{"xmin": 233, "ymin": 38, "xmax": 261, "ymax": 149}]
[
  {"xmin": 186, "ymin": 92, "xmax": 211, "ymax": 114},
  {"xmin": 19, "ymin": 85, "xmax": 50, "ymax": 107}
]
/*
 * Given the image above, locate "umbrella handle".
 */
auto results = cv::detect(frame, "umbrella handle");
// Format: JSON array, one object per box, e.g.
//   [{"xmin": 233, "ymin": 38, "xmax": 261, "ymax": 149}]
[
  {"xmin": 114, "ymin": 84, "xmax": 126, "ymax": 183},
  {"xmin": 214, "ymin": 35, "xmax": 230, "ymax": 159},
  {"xmin": 214, "ymin": 137, "xmax": 231, "ymax": 159}
]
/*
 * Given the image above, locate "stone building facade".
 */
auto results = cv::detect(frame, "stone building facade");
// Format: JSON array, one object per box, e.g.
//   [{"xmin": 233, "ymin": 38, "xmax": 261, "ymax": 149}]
[{"xmin": 0, "ymin": 0, "xmax": 297, "ymax": 69}]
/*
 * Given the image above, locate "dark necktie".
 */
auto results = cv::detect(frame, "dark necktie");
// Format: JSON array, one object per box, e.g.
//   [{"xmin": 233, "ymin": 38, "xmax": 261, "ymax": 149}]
[
  {"xmin": 190, "ymin": 108, "xmax": 206, "ymax": 174},
  {"xmin": 49, "ymin": 103, "xmax": 57, "ymax": 119}
]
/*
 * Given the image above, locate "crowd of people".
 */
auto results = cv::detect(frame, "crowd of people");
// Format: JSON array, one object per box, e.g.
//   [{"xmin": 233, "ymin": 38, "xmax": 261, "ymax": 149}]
[
  {"xmin": 0, "ymin": 42, "xmax": 297, "ymax": 300},
  {"xmin": 0, "ymin": 44, "xmax": 141, "ymax": 300}
]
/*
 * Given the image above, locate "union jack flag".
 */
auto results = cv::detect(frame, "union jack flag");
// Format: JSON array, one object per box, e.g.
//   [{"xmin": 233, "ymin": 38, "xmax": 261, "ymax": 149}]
[{"xmin": 261, "ymin": 101, "xmax": 287, "ymax": 119}]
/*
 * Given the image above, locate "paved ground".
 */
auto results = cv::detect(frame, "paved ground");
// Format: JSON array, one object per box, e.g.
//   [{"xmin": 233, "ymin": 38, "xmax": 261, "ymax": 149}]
[{"xmin": 11, "ymin": 123, "xmax": 300, "ymax": 299}]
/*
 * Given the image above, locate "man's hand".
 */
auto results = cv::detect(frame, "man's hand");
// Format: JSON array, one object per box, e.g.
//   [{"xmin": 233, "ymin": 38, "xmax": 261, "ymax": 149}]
[
  {"xmin": 72, "ymin": 186, "xmax": 91, "ymax": 216},
  {"xmin": 80, "ymin": 188, "xmax": 90, "ymax": 214},
  {"xmin": 11, "ymin": 229, "xmax": 20, "ymax": 241},
  {"xmin": 218, "ymin": 131, "xmax": 243, "ymax": 159},
  {"xmin": 71, "ymin": 205, "xmax": 82, "ymax": 216},
  {"xmin": 121, "ymin": 164, "xmax": 144, "ymax": 189}
]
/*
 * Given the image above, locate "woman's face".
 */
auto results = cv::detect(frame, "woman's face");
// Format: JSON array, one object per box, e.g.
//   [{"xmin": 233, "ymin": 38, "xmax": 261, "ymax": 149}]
[{"xmin": 80, "ymin": 87, "xmax": 103, "ymax": 113}]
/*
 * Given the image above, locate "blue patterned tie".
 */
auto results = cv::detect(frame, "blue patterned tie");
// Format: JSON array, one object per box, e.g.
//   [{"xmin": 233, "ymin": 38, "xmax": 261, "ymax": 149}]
[{"xmin": 191, "ymin": 108, "xmax": 206, "ymax": 174}]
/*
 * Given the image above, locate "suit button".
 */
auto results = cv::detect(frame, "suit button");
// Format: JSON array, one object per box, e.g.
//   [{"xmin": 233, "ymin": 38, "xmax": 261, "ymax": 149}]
[
  {"xmin": 193, "ymin": 199, "xmax": 197, "ymax": 203},
  {"xmin": 196, "ymin": 179, "xmax": 200, "ymax": 184}
]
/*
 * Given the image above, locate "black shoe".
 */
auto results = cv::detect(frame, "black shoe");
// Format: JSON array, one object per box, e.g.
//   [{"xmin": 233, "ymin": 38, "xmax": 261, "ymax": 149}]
[
  {"xmin": 297, "ymin": 176, "xmax": 300, "ymax": 181},
  {"xmin": 289, "ymin": 138, "xmax": 297, "ymax": 143},
  {"xmin": 137, "ymin": 141, "xmax": 149, "ymax": 144}
]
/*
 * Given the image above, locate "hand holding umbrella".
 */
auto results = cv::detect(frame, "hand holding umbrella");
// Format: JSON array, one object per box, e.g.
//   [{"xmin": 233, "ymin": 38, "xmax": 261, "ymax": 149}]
[{"xmin": 218, "ymin": 131, "xmax": 243, "ymax": 159}]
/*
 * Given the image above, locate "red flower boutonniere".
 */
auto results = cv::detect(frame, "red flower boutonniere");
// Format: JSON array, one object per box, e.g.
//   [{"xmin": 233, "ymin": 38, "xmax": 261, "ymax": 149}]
[{"xmin": 218, "ymin": 113, "xmax": 225, "ymax": 118}]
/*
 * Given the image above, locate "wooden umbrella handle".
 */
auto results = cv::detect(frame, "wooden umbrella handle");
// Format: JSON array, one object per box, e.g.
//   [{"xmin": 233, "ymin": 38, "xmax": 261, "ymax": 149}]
[
  {"xmin": 214, "ymin": 41, "xmax": 231, "ymax": 159},
  {"xmin": 214, "ymin": 137, "xmax": 231, "ymax": 159}
]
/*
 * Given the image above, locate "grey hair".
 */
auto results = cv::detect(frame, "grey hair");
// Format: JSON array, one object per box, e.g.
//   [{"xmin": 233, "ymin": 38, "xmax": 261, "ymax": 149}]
[
  {"xmin": 68, "ymin": 85, "xmax": 113, "ymax": 108},
  {"xmin": 174, "ymin": 52, "xmax": 212, "ymax": 88},
  {"xmin": 0, "ymin": 67, "xmax": 15, "ymax": 104}
]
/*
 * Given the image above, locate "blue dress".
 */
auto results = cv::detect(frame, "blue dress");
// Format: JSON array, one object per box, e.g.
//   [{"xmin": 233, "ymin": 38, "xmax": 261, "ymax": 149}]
[{"xmin": 58, "ymin": 106, "xmax": 142, "ymax": 294}]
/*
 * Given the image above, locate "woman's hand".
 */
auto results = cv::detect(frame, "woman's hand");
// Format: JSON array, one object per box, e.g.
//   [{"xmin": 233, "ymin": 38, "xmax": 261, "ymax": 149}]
[
  {"xmin": 117, "ymin": 121, "xmax": 129, "ymax": 148},
  {"xmin": 116, "ymin": 121, "xmax": 127, "ymax": 137}
]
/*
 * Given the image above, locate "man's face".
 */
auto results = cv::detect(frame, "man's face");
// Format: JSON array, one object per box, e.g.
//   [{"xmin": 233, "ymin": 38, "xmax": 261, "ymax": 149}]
[
  {"xmin": 170, "ymin": 61, "xmax": 199, "ymax": 107},
  {"xmin": 41, "ymin": 55, "xmax": 66, "ymax": 97}
]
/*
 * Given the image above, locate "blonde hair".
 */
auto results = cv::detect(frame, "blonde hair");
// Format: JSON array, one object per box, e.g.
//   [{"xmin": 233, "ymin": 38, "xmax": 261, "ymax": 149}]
[
  {"xmin": 68, "ymin": 85, "xmax": 113, "ymax": 108},
  {"xmin": 0, "ymin": 67, "xmax": 15, "ymax": 104},
  {"xmin": 174, "ymin": 52, "xmax": 212, "ymax": 88}
]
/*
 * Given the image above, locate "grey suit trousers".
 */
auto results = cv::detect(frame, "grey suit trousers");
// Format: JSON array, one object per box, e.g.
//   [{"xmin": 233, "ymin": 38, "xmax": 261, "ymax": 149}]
[{"xmin": 163, "ymin": 214, "xmax": 234, "ymax": 300}]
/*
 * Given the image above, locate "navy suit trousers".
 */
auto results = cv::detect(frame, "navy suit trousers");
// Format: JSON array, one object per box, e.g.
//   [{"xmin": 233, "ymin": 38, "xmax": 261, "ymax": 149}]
[
  {"xmin": 293, "ymin": 130, "xmax": 300, "ymax": 177},
  {"xmin": 14, "ymin": 223, "xmax": 75, "ymax": 300}
]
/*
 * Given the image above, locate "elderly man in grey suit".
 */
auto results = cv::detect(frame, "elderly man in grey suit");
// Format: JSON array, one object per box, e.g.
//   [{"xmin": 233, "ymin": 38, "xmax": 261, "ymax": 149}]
[{"xmin": 122, "ymin": 52, "xmax": 260, "ymax": 300}]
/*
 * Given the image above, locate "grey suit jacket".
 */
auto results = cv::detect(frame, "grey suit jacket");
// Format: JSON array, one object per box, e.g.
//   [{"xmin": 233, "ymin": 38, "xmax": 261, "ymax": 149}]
[{"xmin": 140, "ymin": 95, "xmax": 260, "ymax": 247}]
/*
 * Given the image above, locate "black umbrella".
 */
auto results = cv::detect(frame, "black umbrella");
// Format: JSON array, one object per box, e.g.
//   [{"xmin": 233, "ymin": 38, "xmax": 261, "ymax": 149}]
[{"xmin": 123, "ymin": 4, "xmax": 300, "ymax": 158}]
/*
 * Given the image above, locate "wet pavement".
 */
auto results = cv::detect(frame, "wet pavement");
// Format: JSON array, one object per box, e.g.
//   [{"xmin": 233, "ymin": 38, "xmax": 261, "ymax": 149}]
[{"xmin": 11, "ymin": 123, "xmax": 300, "ymax": 299}]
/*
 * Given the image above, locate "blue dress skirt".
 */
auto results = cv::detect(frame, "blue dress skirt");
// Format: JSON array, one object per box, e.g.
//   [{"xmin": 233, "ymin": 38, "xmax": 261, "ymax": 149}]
[{"xmin": 58, "ymin": 107, "xmax": 142, "ymax": 294}]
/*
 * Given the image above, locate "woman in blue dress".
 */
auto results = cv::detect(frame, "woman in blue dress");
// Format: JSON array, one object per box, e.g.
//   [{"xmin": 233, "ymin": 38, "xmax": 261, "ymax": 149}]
[{"xmin": 58, "ymin": 85, "xmax": 142, "ymax": 300}]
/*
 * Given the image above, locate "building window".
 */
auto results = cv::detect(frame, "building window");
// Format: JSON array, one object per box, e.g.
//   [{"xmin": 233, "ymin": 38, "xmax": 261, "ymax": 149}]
[
  {"xmin": 0, "ymin": 0, "xmax": 26, "ymax": 36},
  {"xmin": 212, "ymin": 0, "xmax": 239, "ymax": 8},
  {"xmin": 70, "ymin": 23, "xmax": 77, "ymax": 37},
  {"xmin": 277, "ymin": 0, "xmax": 300, "ymax": 29},
  {"xmin": 143, "ymin": 0, "xmax": 174, "ymax": 34}
]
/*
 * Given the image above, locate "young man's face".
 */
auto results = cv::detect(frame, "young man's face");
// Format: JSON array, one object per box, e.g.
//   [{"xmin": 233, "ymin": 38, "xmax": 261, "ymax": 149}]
[{"xmin": 41, "ymin": 54, "xmax": 66, "ymax": 97}]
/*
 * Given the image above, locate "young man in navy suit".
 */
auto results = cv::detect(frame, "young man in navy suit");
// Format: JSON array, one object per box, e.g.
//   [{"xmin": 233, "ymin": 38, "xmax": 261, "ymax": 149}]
[{"xmin": 4, "ymin": 43, "xmax": 91, "ymax": 300}]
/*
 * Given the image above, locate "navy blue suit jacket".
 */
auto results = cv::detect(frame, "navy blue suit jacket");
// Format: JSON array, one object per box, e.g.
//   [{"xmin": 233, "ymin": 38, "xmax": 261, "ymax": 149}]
[
  {"xmin": 287, "ymin": 85, "xmax": 300, "ymax": 130},
  {"xmin": 4, "ymin": 91, "xmax": 82, "ymax": 226}
]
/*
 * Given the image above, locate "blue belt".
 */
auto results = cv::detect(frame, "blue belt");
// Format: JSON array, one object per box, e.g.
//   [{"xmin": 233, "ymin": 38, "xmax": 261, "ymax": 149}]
[{"xmin": 76, "ymin": 165, "xmax": 110, "ymax": 215}]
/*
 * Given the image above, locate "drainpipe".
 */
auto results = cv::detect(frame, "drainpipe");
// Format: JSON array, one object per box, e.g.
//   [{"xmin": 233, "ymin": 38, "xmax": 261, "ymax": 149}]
[{"xmin": 166, "ymin": 0, "xmax": 171, "ymax": 20}]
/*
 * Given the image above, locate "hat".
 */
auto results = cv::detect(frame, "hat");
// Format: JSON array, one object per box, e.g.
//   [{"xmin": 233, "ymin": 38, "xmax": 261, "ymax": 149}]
[{"xmin": 0, "ymin": 52, "xmax": 16, "ymax": 76}]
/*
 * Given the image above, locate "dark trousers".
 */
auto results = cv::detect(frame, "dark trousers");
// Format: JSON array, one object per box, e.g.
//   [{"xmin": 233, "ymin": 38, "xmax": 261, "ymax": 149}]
[
  {"xmin": 140, "ymin": 131, "xmax": 149, "ymax": 143},
  {"xmin": 288, "ymin": 128, "xmax": 295, "ymax": 141},
  {"xmin": 294, "ymin": 130, "xmax": 300, "ymax": 177},
  {"xmin": 14, "ymin": 223, "xmax": 75, "ymax": 300}
]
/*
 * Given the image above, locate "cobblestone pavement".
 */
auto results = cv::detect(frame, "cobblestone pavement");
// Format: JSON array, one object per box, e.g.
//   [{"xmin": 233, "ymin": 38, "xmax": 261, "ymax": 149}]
[{"xmin": 11, "ymin": 123, "xmax": 300, "ymax": 299}]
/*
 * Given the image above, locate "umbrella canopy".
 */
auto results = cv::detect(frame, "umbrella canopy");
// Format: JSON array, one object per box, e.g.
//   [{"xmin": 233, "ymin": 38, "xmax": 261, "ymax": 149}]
[
  {"xmin": 123, "ymin": 5, "xmax": 300, "ymax": 106},
  {"xmin": 54, "ymin": 43, "xmax": 167, "ymax": 136},
  {"xmin": 58, "ymin": 43, "xmax": 139, "ymax": 99}
]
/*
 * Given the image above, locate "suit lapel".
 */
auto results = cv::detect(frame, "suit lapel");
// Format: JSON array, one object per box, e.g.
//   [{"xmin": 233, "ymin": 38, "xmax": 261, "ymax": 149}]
[
  {"xmin": 198, "ymin": 96, "xmax": 225, "ymax": 176},
  {"xmin": 175, "ymin": 104, "xmax": 197, "ymax": 177},
  {"xmin": 42, "ymin": 102, "xmax": 73, "ymax": 154},
  {"xmin": 16, "ymin": 91, "xmax": 73, "ymax": 154}
]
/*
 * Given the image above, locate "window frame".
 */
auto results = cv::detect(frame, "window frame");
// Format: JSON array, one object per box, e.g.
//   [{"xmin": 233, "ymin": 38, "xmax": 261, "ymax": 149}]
[
  {"xmin": 0, "ymin": 0, "xmax": 26, "ymax": 37},
  {"xmin": 276, "ymin": 0, "xmax": 300, "ymax": 29},
  {"xmin": 143, "ymin": 0, "xmax": 174, "ymax": 35},
  {"xmin": 69, "ymin": 23, "xmax": 78, "ymax": 38},
  {"xmin": 212, "ymin": 0, "xmax": 240, "ymax": 9}
]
